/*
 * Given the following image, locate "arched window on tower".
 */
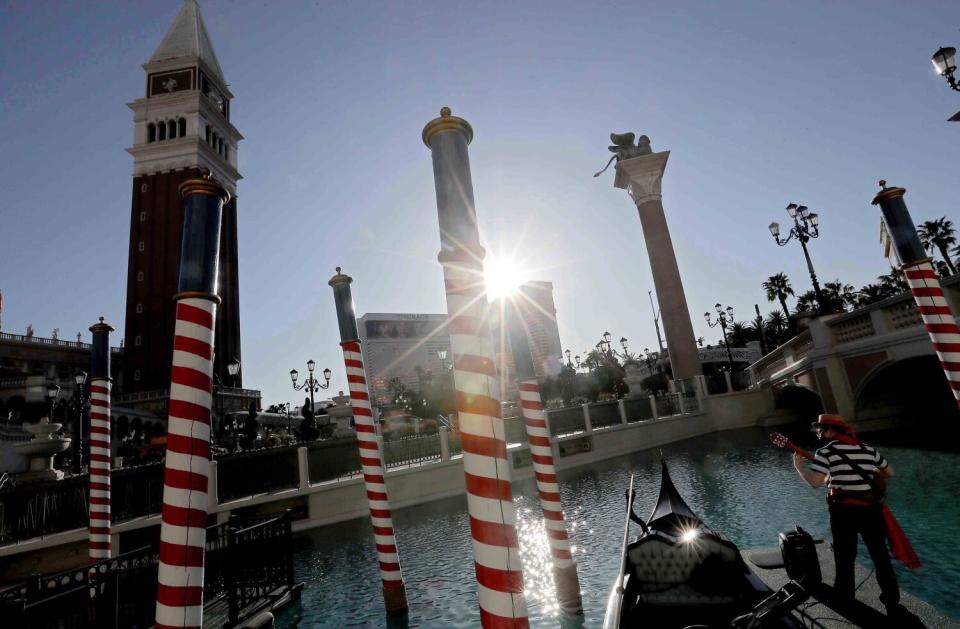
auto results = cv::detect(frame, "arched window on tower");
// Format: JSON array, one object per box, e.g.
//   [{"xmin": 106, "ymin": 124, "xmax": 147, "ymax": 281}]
[
  {"xmin": 158, "ymin": 122, "xmax": 166, "ymax": 141},
  {"xmin": 178, "ymin": 118, "xmax": 186, "ymax": 137},
  {"xmin": 224, "ymin": 144, "xmax": 229, "ymax": 161},
  {"xmin": 147, "ymin": 123, "xmax": 156, "ymax": 143},
  {"xmin": 217, "ymin": 138, "xmax": 224, "ymax": 156},
  {"xmin": 205, "ymin": 125, "xmax": 211, "ymax": 145},
  {"xmin": 167, "ymin": 120, "xmax": 176, "ymax": 139},
  {"xmin": 211, "ymin": 130, "xmax": 218, "ymax": 150}
]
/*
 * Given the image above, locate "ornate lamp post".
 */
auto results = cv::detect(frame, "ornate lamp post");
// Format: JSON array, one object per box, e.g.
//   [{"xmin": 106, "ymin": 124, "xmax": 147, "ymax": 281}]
[
  {"xmin": 642, "ymin": 347, "xmax": 660, "ymax": 376},
  {"xmin": 437, "ymin": 348, "xmax": 450, "ymax": 371},
  {"xmin": 705, "ymin": 304, "xmax": 737, "ymax": 373},
  {"xmin": 932, "ymin": 46, "xmax": 959, "ymax": 91},
  {"xmin": 72, "ymin": 370, "xmax": 88, "ymax": 473},
  {"xmin": 769, "ymin": 203, "xmax": 823, "ymax": 312},
  {"xmin": 227, "ymin": 358, "xmax": 240, "ymax": 387},
  {"xmin": 46, "ymin": 384, "xmax": 60, "ymax": 423},
  {"xmin": 290, "ymin": 360, "xmax": 331, "ymax": 415}
]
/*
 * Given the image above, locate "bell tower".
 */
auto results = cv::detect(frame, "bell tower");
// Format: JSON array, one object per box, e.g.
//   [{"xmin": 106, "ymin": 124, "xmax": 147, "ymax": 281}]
[{"xmin": 123, "ymin": 0, "xmax": 243, "ymax": 394}]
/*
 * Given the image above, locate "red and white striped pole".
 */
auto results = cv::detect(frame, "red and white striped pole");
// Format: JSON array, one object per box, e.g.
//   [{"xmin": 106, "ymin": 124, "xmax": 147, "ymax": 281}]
[
  {"xmin": 88, "ymin": 317, "xmax": 114, "ymax": 561},
  {"xmin": 423, "ymin": 108, "xmax": 529, "ymax": 627},
  {"xmin": 873, "ymin": 181, "xmax": 960, "ymax": 407},
  {"xmin": 504, "ymin": 305, "xmax": 582, "ymax": 613},
  {"xmin": 155, "ymin": 173, "xmax": 229, "ymax": 629},
  {"xmin": 329, "ymin": 268, "xmax": 409, "ymax": 615}
]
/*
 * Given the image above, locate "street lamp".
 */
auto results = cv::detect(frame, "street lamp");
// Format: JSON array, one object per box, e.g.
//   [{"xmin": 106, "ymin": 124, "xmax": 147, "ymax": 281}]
[
  {"xmin": 769, "ymin": 203, "xmax": 824, "ymax": 313},
  {"xmin": 705, "ymin": 303, "xmax": 737, "ymax": 374},
  {"xmin": 227, "ymin": 358, "xmax": 241, "ymax": 387},
  {"xmin": 45, "ymin": 383, "xmax": 60, "ymax": 422},
  {"xmin": 72, "ymin": 371, "xmax": 87, "ymax": 473},
  {"xmin": 932, "ymin": 46, "xmax": 959, "ymax": 92},
  {"xmin": 438, "ymin": 348, "xmax": 450, "ymax": 371},
  {"xmin": 291, "ymin": 360, "xmax": 332, "ymax": 415}
]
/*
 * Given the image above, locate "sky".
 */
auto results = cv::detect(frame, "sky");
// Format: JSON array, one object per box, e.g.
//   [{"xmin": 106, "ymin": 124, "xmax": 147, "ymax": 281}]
[{"xmin": 1, "ymin": 1, "xmax": 959, "ymax": 406}]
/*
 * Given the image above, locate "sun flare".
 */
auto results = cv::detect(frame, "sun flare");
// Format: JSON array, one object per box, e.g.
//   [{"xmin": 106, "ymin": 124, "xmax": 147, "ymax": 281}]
[{"xmin": 484, "ymin": 254, "xmax": 528, "ymax": 300}]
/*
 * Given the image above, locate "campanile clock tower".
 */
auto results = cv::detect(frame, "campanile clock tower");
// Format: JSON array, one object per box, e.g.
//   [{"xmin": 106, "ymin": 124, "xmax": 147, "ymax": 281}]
[{"xmin": 123, "ymin": 0, "xmax": 243, "ymax": 394}]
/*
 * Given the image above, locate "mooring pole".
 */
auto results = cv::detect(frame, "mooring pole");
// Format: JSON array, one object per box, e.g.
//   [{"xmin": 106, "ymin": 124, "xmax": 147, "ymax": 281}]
[
  {"xmin": 88, "ymin": 317, "xmax": 113, "ymax": 561},
  {"xmin": 155, "ymin": 172, "xmax": 228, "ymax": 629},
  {"xmin": 422, "ymin": 107, "xmax": 529, "ymax": 627},
  {"xmin": 872, "ymin": 181, "xmax": 960, "ymax": 408},
  {"xmin": 329, "ymin": 267, "xmax": 409, "ymax": 615},
  {"xmin": 505, "ymin": 311, "xmax": 583, "ymax": 614}
]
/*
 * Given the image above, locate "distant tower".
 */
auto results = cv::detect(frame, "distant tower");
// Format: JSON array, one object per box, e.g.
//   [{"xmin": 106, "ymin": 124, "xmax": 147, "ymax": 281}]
[{"xmin": 123, "ymin": 0, "xmax": 242, "ymax": 393}]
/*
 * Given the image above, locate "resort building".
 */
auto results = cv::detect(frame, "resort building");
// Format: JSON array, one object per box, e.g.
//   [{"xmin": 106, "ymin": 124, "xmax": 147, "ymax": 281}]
[{"xmin": 357, "ymin": 313, "xmax": 450, "ymax": 403}]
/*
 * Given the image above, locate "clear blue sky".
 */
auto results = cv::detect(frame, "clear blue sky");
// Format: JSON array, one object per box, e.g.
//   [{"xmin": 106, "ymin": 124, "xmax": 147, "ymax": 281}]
[{"xmin": 1, "ymin": 1, "xmax": 958, "ymax": 406}]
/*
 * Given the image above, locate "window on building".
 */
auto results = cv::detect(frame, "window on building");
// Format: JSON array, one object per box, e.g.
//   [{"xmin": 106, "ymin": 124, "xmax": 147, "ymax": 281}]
[
  {"xmin": 205, "ymin": 125, "xmax": 211, "ymax": 144},
  {"xmin": 134, "ymin": 370, "xmax": 141, "ymax": 381},
  {"xmin": 168, "ymin": 120, "xmax": 176, "ymax": 139},
  {"xmin": 178, "ymin": 117, "xmax": 186, "ymax": 137},
  {"xmin": 137, "ymin": 271, "xmax": 144, "ymax": 282},
  {"xmin": 136, "ymin": 303, "xmax": 143, "ymax": 314},
  {"xmin": 147, "ymin": 123, "xmax": 156, "ymax": 143},
  {"xmin": 140, "ymin": 183, "xmax": 148, "ymax": 193},
  {"xmin": 158, "ymin": 123, "xmax": 166, "ymax": 141},
  {"xmin": 135, "ymin": 335, "xmax": 141, "ymax": 347},
  {"xmin": 138, "ymin": 241, "xmax": 145, "ymax": 252},
  {"xmin": 224, "ymin": 144, "xmax": 229, "ymax": 161},
  {"xmin": 140, "ymin": 211, "xmax": 147, "ymax": 222}
]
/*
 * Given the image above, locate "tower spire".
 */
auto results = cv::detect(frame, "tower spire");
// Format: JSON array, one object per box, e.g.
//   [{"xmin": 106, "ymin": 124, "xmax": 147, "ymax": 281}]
[{"xmin": 148, "ymin": 0, "xmax": 224, "ymax": 83}]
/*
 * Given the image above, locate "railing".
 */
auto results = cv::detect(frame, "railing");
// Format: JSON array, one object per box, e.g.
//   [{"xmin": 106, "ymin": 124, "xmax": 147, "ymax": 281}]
[
  {"xmin": 704, "ymin": 373, "xmax": 728, "ymax": 395},
  {"xmin": 111, "ymin": 463, "xmax": 164, "ymax": 521},
  {"xmin": 0, "ymin": 475, "xmax": 88, "ymax": 544},
  {"xmin": 306, "ymin": 438, "xmax": 362, "ymax": 484},
  {"xmin": 503, "ymin": 415, "xmax": 527, "ymax": 444},
  {"xmin": 655, "ymin": 393, "xmax": 681, "ymax": 418},
  {"xmin": 588, "ymin": 401, "xmax": 620, "ymax": 429},
  {"xmin": 546, "ymin": 406, "xmax": 586, "ymax": 436},
  {"xmin": 680, "ymin": 392, "xmax": 701, "ymax": 414},
  {"xmin": 217, "ymin": 445, "xmax": 300, "ymax": 502},
  {"xmin": 0, "ymin": 331, "xmax": 122, "ymax": 354},
  {"xmin": 623, "ymin": 397, "xmax": 653, "ymax": 423},
  {"xmin": 731, "ymin": 370, "xmax": 752, "ymax": 391},
  {"xmin": 383, "ymin": 432, "xmax": 441, "ymax": 469},
  {"xmin": 832, "ymin": 313, "xmax": 875, "ymax": 343},
  {"xmin": 0, "ymin": 513, "xmax": 296, "ymax": 629}
]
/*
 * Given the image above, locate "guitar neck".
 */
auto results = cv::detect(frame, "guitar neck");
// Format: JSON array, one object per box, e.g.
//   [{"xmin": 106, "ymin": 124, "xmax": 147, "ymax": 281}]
[{"xmin": 783, "ymin": 440, "xmax": 815, "ymax": 462}]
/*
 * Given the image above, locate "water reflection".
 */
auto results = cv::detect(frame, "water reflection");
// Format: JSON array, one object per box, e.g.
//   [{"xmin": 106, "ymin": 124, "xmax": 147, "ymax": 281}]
[{"xmin": 277, "ymin": 427, "xmax": 960, "ymax": 627}]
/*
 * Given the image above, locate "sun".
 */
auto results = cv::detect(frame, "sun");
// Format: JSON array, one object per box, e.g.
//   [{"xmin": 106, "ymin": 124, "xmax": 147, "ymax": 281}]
[{"xmin": 484, "ymin": 253, "xmax": 527, "ymax": 300}]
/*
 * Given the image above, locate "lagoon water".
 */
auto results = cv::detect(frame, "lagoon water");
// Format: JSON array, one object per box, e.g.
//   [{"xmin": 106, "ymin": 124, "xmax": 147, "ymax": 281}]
[{"xmin": 276, "ymin": 427, "xmax": 960, "ymax": 627}]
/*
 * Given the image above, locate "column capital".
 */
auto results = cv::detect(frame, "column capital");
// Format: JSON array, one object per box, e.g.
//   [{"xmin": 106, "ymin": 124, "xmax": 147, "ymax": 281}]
[{"xmin": 614, "ymin": 150, "xmax": 670, "ymax": 205}]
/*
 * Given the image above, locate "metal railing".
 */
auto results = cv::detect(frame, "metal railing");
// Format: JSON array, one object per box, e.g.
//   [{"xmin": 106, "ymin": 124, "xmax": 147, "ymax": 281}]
[
  {"xmin": 546, "ymin": 406, "xmax": 586, "ymax": 436},
  {"xmin": 383, "ymin": 432, "xmax": 441, "ymax": 469},
  {"xmin": 217, "ymin": 445, "xmax": 300, "ymax": 502},
  {"xmin": 623, "ymin": 397, "xmax": 654, "ymax": 423},
  {"xmin": 0, "ymin": 513, "xmax": 296, "ymax": 629},
  {"xmin": 588, "ymin": 401, "xmax": 621, "ymax": 429},
  {"xmin": 306, "ymin": 438, "xmax": 362, "ymax": 484},
  {"xmin": 655, "ymin": 393, "xmax": 681, "ymax": 418}
]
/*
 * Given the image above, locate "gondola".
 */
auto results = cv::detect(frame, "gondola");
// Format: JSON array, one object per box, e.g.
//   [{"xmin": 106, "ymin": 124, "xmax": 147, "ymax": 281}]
[{"xmin": 602, "ymin": 462, "xmax": 801, "ymax": 629}]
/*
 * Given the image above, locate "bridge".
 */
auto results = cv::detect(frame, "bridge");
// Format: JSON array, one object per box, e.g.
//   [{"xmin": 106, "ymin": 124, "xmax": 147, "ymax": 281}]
[{"xmin": 750, "ymin": 275, "xmax": 960, "ymax": 431}]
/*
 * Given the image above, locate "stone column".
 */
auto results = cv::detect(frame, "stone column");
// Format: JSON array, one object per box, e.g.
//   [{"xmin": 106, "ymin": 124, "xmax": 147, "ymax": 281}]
[
  {"xmin": 613, "ymin": 151, "xmax": 702, "ymax": 387},
  {"xmin": 423, "ymin": 107, "xmax": 529, "ymax": 627}
]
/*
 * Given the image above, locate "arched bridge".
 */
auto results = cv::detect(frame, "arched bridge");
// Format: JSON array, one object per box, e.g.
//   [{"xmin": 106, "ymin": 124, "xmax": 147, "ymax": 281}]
[{"xmin": 750, "ymin": 275, "xmax": 960, "ymax": 431}]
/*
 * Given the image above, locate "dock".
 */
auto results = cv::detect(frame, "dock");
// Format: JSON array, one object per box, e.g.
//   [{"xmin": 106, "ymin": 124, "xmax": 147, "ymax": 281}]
[{"xmin": 743, "ymin": 543, "xmax": 958, "ymax": 628}]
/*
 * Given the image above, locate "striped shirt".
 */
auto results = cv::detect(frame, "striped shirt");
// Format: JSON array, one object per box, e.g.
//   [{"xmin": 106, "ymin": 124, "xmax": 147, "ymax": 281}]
[{"xmin": 809, "ymin": 441, "xmax": 888, "ymax": 492}]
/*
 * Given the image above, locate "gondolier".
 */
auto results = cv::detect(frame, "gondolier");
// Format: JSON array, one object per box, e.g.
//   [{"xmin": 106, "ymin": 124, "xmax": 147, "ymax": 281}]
[{"xmin": 791, "ymin": 414, "xmax": 905, "ymax": 617}]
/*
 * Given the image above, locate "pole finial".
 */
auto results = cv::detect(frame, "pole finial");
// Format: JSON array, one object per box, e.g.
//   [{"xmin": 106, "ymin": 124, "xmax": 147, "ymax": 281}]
[
  {"xmin": 440, "ymin": 106, "xmax": 452, "ymax": 117},
  {"xmin": 336, "ymin": 266, "xmax": 341, "ymax": 273},
  {"xmin": 879, "ymin": 180, "xmax": 887, "ymax": 190}
]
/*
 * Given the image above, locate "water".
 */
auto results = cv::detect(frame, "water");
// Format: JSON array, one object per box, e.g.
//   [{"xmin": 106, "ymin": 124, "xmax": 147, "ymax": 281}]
[{"xmin": 276, "ymin": 427, "xmax": 960, "ymax": 627}]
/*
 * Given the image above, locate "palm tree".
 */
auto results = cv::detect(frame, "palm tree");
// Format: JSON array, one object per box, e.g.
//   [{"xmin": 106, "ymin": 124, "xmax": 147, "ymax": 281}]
[
  {"xmin": 747, "ymin": 318, "xmax": 768, "ymax": 354},
  {"xmin": 877, "ymin": 270, "xmax": 908, "ymax": 295},
  {"xmin": 762, "ymin": 273, "xmax": 794, "ymax": 319},
  {"xmin": 794, "ymin": 290, "xmax": 818, "ymax": 313},
  {"xmin": 764, "ymin": 311, "xmax": 789, "ymax": 347},
  {"xmin": 726, "ymin": 322, "xmax": 751, "ymax": 348},
  {"xmin": 823, "ymin": 279, "xmax": 857, "ymax": 311},
  {"xmin": 918, "ymin": 217, "xmax": 957, "ymax": 275},
  {"xmin": 856, "ymin": 283, "xmax": 887, "ymax": 307}
]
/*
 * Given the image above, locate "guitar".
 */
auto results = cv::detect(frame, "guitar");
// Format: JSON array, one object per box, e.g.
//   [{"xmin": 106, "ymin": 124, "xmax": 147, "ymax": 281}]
[
  {"xmin": 770, "ymin": 431, "xmax": 920, "ymax": 569},
  {"xmin": 769, "ymin": 432, "xmax": 886, "ymax": 499}
]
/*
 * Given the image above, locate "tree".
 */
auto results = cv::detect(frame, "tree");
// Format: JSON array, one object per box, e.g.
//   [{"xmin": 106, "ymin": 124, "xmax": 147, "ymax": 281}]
[
  {"xmin": 764, "ymin": 310, "xmax": 789, "ymax": 347},
  {"xmin": 823, "ymin": 279, "xmax": 857, "ymax": 312},
  {"xmin": 747, "ymin": 318, "xmax": 768, "ymax": 353},
  {"xmin": 856, "ymin": 283, "xmax": 887, "ymax": 307},
  {"xmin": 726, "ymin": 321, "xmax": 752, "ymax": 348},
  {"xmin": 918, "ymin": 217, "xmax": 957, "ymax": 275},
  {"xmin": 762, "ymin": 273, "xmax": 794, "ymax": 319},
  {"xmin": 877, "ymin": 270, "xmax": 908, "ymax": 295},
  {"xmin": 794, "ymin": 290, "xmax": 818, "ymax": 313}
]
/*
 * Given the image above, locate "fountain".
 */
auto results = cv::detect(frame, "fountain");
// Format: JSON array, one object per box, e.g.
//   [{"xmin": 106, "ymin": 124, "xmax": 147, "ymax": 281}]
[{"xmin": 14, "ymin": 416, "xmax": 72, "ymax": 482}]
